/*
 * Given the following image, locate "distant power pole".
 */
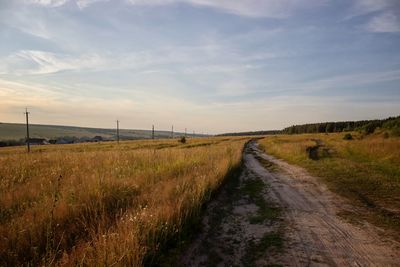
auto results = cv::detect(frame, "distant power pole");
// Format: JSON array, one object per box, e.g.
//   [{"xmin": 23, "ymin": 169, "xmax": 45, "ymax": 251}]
[
  {"xmin": 152, "ymin": 125, "xmax": 155, "ymax": 140},
  {"xmin": 24, "ymin": 108, "xmax": 30, "ymax": 153},
  {"xmin": 193, "ymin": 130, "xmax": 195, "ymax": 137},
  {"xmin": 116, "ymin": 120, "xmax": 120, "ymax": 144},
  {"xmin": 171, "ymin": 125, "xmax": 174, "ymax": 139},
  {"xmin": 185, "ymin": 128, "xmax": 187, "ymax": 138}
]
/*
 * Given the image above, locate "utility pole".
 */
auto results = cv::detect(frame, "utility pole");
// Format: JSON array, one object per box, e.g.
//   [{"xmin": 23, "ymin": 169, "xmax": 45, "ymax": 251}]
[
  {"xmin": 116, "ymin": 120, "xmax": 120, "ymax": 144},
  {"xmin": 152, "ymin": 125, "xmax": 155, "ymax": 140},
  {"xmin": 171, "ymin": 125, "xmax": 174, "ymax": 139},
  {"xmin": 24, "ymin": 108, "xmax": 30, "ymax": 153},
  {"xmin": 185, "ymin": 128, "xmax": 187, "ymax": 138}
]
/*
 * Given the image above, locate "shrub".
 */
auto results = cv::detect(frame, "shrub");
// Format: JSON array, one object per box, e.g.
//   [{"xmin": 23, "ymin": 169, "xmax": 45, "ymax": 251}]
[
  {"xmin": 391, "ymin": 127, "xmax": 400, "ymax": 137},
  {"xmin": 179, "ymin": 136, "xmax": 186, "ymax": 143},
  {"xmin": 343, "ymin": 133, "xmax": 353, "ymax": 140},
  {"xmin": 383, "ymin": 132, "xmax": 389, "ymax": 139},
  {"xmin": 362, "ymin": 122, "xmax": 380, "ymax": 135}
]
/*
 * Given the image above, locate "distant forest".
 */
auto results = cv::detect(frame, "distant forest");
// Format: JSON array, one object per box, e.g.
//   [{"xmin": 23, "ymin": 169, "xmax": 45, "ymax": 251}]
[
  {"xmin": 218, "ymin": 130, "xmax": 281, "ymax": 137},
  {"xmin": 218, "ymin": 116, "xmax": 400, "ymax": 137},
  {"xmin": 282, "ymin": 116, "xmax": 400, "ymax": 135}
]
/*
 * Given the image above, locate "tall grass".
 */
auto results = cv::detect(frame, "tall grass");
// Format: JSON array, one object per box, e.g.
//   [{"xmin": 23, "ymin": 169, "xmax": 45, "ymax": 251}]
[
  {"xmin": 0, "ymin": 137, "xmax": 248, "ymax": 266},
  {"xmin": 259, "ymin": 133, "xmax": 400, "ymax": 235}
]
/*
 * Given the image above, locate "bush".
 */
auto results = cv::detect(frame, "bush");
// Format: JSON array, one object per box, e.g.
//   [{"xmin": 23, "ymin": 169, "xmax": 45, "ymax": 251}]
[
  {"xmin": 343, "ymin": 133, "xmax": 353, "ymax": 140},
  {"xmin": 391, "ymin": 127, "xmax": 400, "ymax": 137},
  {"xmin": 362, "ymin": 122, "xmax": 380, "ymax": 135},
  {"xmin": 383, "ymin": 132, "xmax": 389, "ymax": 139},
  {"xmin": 179, "ymin": 136, "xmax": 186, "ymax": 143}
]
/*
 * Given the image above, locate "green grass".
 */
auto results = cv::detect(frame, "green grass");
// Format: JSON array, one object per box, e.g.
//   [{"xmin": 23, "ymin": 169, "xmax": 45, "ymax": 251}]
[
  {"xmin": 259, "ymin": 133, "xmax": 400, "ymax": 237},
  {"xmin": 241, "ymin": 176, "xmax": 281, "ymax": 225}
]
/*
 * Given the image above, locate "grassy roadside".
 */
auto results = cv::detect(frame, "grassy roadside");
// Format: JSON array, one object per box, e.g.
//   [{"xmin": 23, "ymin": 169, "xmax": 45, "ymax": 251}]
[{"xmin": 258, "ymin": 133, "xmax": 400, "ymax": 237}]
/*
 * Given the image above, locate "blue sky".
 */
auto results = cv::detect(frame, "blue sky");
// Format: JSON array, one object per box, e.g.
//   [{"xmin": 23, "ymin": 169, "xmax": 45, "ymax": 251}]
[{"xmin": 0, "ymin": 0, "xmax": 399, "ymax": 133}]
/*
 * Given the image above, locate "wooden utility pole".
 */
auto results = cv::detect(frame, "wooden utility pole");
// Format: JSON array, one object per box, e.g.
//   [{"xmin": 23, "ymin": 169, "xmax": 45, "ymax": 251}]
[
  {"xmin": 24, "ymin": 108, "xmax": 30, "ymax": 153},
  {"xmin": 116, "ymin": 120, "xmax": 120, "ymax": 144},
  {"xmin": 185, "ymin": 128, "xmax": 187, "ymax": 138},
  {"xmin": 171, "ymin": 125, "xmax": 174, "ymax": 139},
  {"xmin": 152, "ymin": 125, "xmax": 155, "ymax": 140}
]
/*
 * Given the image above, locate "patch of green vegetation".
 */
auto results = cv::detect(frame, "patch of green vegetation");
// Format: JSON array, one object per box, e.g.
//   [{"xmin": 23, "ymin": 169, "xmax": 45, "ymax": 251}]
[
  {"xmin": 343, "ymin": 133, "xmax": 353, "ymax": 140},
  {"xmin": 182, "ymin": 142, "xmax": 215, "ymax": 149},
  {"xmin": 154, "ymin": 143, "xmax": 180, "ymax": 149},
  {"xmin": 241, "ymin": 177, "xmax": 281, "ymax": 224},
  {"xmin": 206, "ymin": 164, "xmax": 243, "ymax": 239},
  {"xmin": 254, "ymin": 155, "xmax": 278, "ymax": 171},
  {"xmin": 243, "ymin": 232, "xmax": 283, "ymax": 266}
]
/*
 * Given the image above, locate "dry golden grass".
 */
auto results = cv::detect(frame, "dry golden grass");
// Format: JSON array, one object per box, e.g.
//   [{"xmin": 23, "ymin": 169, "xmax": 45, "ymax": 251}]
[
  {"xmin": 0, "ymin": 137, "xmax": 249, "ymax": 266},
  {"xmin": 259, "ymin": 133, "xmax": 400, "ymax": 235}
]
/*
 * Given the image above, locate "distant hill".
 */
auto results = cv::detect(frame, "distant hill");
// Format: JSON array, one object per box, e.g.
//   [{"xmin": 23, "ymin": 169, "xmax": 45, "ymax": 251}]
[{"xmin": 0, "ymin": 123, "xmax": 199, "ymax": 142}]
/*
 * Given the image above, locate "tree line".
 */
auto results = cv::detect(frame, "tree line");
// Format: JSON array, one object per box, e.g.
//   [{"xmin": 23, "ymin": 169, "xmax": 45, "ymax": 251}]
[
  {"xmin": 217, "ymin": 115, "xmax": 400, "ymax": 137},
  {"xmin": 282, "ymin": 116, "xmax": 400, "ymax": 135},
  {"xmin": 218, "ymin": 130, "xmax": 281, "ymax": 137}
]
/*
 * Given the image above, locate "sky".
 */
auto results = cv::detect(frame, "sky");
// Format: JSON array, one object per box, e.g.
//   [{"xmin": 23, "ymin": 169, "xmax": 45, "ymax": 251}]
[{"xmin": 0, "ymin": 0, "xmax": 399, "ymax": 133}]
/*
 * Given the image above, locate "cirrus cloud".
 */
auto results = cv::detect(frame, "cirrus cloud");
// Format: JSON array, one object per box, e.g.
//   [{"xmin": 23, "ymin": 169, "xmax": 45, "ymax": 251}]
[{"xmin": 0, "ymin": 50, "xmax": 103, "ymax": 75}]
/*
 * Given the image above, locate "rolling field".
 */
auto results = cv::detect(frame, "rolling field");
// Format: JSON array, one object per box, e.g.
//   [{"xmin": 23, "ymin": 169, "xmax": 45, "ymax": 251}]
[
  {"xmin": 259, "ymin": 133, "xmax": 400, "ymax": 236},
  {"xmin": 0, "ymin": 123, "xmax": 195, "ymax": 141},
  {"xmin": 0, "ymin": 137, "xmax": 249, "ymax": 266}
]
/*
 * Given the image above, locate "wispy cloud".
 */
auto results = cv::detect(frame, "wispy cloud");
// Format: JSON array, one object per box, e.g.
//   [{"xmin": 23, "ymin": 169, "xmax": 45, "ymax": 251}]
[
  {"xmin": 2, "ymin": 6, "xmax": 53, "ymax": 39},
  {"xmin": 127, "ymin": 0, "xmax": 328, "ymax": 18},
  {"xmin": 294, "ymin": 69, "xmax": 400, "ymax": 93},
  {"xmin": 27, "ymin": 0, "xmax": 69, "ymax": 7},
  {"xmin": 348, "ymin": 0, "xmax": 393, "ymax": 17},
  {"xmin": 0, "ymin": 50, "xmax": 103, "ymax": 75},
  {"xmin": 27, "ymin": 0, "xmax": 109, "ymax": 9},
  {"xmin": 29, "ymin": 0, "xmax": 328, "ymax": 18},
  {"xmin": 345, "ymin": 0, "xmax": 400, "ymax": 33},
  {"xmin": 365, "ymin": 11, "xmax": 400, "ymax": 32}
]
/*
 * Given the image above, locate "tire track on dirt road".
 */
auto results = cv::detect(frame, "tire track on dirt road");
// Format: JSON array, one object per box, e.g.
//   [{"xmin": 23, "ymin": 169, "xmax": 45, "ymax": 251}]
[
  {"xmin": 249, "ymin": 141, "xmax": 399, "ymax": 266},
  {"xmin": 181, "ymin": 141, "xmax": 399, "ymax": 266}
]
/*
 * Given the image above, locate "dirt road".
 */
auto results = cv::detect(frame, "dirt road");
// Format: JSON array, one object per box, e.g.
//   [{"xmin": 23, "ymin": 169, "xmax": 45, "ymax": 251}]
[{"xmin": 181, "ymin": 141, "xmax": 399, "ymax": 266}]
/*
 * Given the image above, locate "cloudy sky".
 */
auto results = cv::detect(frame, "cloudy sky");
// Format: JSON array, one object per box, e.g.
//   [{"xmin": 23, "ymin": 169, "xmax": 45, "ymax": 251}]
[{"xmin": 0, "ymin": 0, "xmax": 399, "ymax": 133}]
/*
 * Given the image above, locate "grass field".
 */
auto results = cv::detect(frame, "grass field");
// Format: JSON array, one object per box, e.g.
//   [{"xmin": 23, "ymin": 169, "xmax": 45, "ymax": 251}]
[
  {"xmin": 0, "ymin": 122, "xmax": 197, "ymax": 141},
  {"xmin": 259, "ymin": 132, "xmax": 400, "ymax": 236},
  {"xmin": 0, "ymin": 137, "xmax": 248, "ymax": 266}
]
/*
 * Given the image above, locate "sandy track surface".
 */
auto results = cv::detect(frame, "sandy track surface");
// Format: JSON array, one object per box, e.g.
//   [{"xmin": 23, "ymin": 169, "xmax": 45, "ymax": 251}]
[{"xmin": 181, "ymin": 141, "xmax": 399, "ymax": 266}]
